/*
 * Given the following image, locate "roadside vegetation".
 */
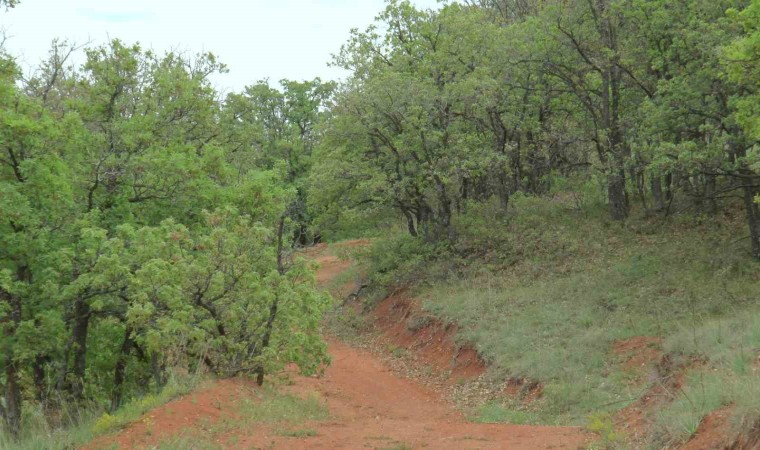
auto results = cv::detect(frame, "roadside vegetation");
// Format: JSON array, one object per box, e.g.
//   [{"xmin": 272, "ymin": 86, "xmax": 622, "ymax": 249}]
[
  {"xmin": 2, "ymin": 0, "xmax": 760, "ymax": 448},
  {"xmin": 1, "ymin": 2, "xmax": 333, "ymax": 444},
  {"xmin": 0, "ymin": 371, "xmax": 203, "ymax": 450},
  {"xmin": 306, "ymin": 0, "xmax": 760, "ymax": 446},
  {"xmin": 341, "ymin": 189, "xmax": 759, "ymax": 447},
  {"xmin": 153, "ymin": 388, "xmax": 329, "ymax": 450}
]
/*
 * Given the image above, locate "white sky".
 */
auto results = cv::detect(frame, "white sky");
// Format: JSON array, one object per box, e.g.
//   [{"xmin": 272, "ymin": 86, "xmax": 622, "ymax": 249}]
[{"xmin": 0, "ymin": 0, "xmax": 441, "ymax": 92}]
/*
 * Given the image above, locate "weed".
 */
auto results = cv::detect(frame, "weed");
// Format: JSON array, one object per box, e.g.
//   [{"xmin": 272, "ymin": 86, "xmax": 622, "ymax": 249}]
[
  {"xmin": 276, "ymin": 428, "xmax": 318, "ymax": 437},
  {"xmin": 378, "ymin": 444, "xmax": 414, "ymax": 450},
  {"xmin": 587, "ymin": 413, "xmax": 624, "ymax": 447},
  {"xmin": 235, "ymin": 388, "xmax": 328, "ymax": 424},
  {"xmin": 155, "ymin": 433, "xmax": 222, "ymax": 450},
  {"xmin": 407, "ymin": 315, "xmax": 435, "ymax": 332},
  {"xmin": 0, "ymin": 371, "xmax": 203, "ymax": 450},
  {"xmin": 474, "ymin": 401, "xmax": 540, "ymax": 425}
]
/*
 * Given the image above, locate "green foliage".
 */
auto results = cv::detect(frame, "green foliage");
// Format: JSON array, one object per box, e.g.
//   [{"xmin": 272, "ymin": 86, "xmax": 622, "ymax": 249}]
[
  {"xmin": 725, "ymin": 0, "xmax": 760, "ymax": 141},
  {"xmin": 410, "ymin": 194, "xmax": 759, "ymax": 424},
  {"xmin": 587, "ymin": 413, "xmax": 624, "ymax": 447},
  {"xmin": 223, "ymin": 78, "xmax": 335, "ymax": 246},
  {"xmin": 361, "ymin": 234, "xmax": 433, "ymax": 285},
  {"xmin": 474, "ymin": 401, "xmax": 540, "ymax": 425},
  {"xmin": 0, "ymin": 371, "xmax": 201, "ymax": 450},
  {"xmin": 235, "ymin": 389, "xmax": 328, "ymax": 424},
  {"xmin": 3, "ymin": 0, "xmax": 760, "ymax": 445},
  {"xmin": 0, "ymin": 37, "xmax": 330, "ymax": 440}
]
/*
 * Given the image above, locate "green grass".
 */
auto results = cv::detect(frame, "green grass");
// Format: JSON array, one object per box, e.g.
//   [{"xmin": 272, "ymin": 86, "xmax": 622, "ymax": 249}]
[
  {"xmin": 324, "ymin": 261, "xmax": 361, "ymax": 297},
  {"xmin": 150, "ymin": 387, "xmax": 329, "ymax": 448},
  {"xmin": 0, "ymin": 372, "xmax": 203, "ymax": 450},
  {"xmin": 377, "ymin": 445, "xmax": 414, "ymax": 450},
  {"xmin": 276, "ymin": 427, "xmax": 319, "ymax": 437},
  {"xmin": 649, "ymin": 313, "xmax": 760, "ymax": 446},
  {"xmin": 474, "ymin": 401, "xmax": 541, "ymax": 425},
  {"xmin": 355, "ymin": 192, "xmax": 759, "ymax": 443},
  {"xmin": 234, "ymin": 388, "xmax": 328, "ymax": 424}
]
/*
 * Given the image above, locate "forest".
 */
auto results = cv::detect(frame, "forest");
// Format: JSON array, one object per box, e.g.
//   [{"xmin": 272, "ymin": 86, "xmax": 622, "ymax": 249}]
[{"xmin": 1, "ymin": 0, "xmax": 759, "ymax": 448}]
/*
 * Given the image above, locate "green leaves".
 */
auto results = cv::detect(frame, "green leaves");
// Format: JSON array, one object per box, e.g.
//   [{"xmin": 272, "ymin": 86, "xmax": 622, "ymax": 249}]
[
  {"xmin": 1, "ymin": 37, "xmax": 331, "ymax": 435},
  {"xmin": 725, "ymin": 0, "xmax": 760, "ymax": 141}
]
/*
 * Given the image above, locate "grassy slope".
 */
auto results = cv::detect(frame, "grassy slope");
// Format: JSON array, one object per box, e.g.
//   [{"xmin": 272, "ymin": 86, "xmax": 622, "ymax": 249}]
[{"xmin": 361, "ymin": 193, "xmax": 759, "ymax": 447}]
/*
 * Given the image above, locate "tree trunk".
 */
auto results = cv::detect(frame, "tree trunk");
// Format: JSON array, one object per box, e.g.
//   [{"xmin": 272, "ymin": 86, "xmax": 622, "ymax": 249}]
[
  {"xmin": 150, "ymin": 353, "xmax": 166, "ymax": 390},
  {"xmin": 608, "ymin": 168, "xmax": 628, "ymax": 221},
  {"xmin": 403, "ymin": 210, "xmax": 417, "ymax": 237},
  {"xmin": 33, "ymin": 355, "xmax": 49, "ymax": 405},
  {"xmin": 255, "ymin": 291, "xmax": 278, "ymax": 387},
  {"xmin": 432, "ymin": 174, "xmax": 453, "ymax": 240},
  {"xmin": 2, "ymin": 287, "xmax": 23, "ymax": 439},
  {"xmin": 3, "ymin": 355, "xmax": 22, "ymax": 439},
  {"xmin": 705, "ymin": 174, "xmax": 717, "ymax": 215},
  {"xmin": 110, "ymin": 327, "xmax": 133, "ymax": 412},
  {"xmin": 255, "ymin": 216, "xmax": 287, "ymax": 386},
  {"xmin": 651, "ymin": 175, "xmax": 665, "ymax": 211},
  {"xmin": 497, "ymin": 171, "xmax": 510, "ymax": 212},
  {"xmin": 664, "ymin": 173, "xmax": 673, "ymax": 201},
  {"xmin": 743, "ymin": 182, "xmax": 760, "ymax": 259},
  {"xmin": 71, "ymin": 298, "xmax": 91, "ymax": 400}
]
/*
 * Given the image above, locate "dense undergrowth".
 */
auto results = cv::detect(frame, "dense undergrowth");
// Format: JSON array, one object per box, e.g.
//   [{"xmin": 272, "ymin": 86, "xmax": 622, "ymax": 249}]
[
  {"xmin": 0, "ymin": 371, "xmax": 204, "ymax": 450},
  {"xmin": 346, "ymin": 186, "xmax": 760, "ymax": 448}
]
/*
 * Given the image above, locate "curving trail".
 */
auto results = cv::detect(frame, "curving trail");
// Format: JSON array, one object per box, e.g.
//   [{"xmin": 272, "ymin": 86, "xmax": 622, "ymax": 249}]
[
  {"xmin": 238, "ymin": 243, "xmax": 589, "ymax": 449},
  {"xmin": 237, "ymin": 337, "xmax": 588, "ymax": 449},
  {"xmin": 85, "ymin": 242, "xmax": 590, "ymax": 449}
]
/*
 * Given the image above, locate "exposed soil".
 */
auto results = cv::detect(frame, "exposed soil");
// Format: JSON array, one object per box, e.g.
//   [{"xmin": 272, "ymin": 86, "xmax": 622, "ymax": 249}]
[
  {"xmin": 372, "ymin": 290, "xmax": 486, "ymax": 381},
  {"xmin": 613, "ymin": 336, "xmax": 663, "ymax": 373},
  {"xmin": 615, "ymin": 346, "xmax": 684, "ymax": 446},
  {"xmin": 84, "ymin": 379, "xmax": 253, "ymax": 449},
  {"xmin": 680, "ymin": 406, "xmax": 735, "ymax": 450},
  {"xmin": 83, "ymin": 241, "xmax": 591, "ymax": 449},
  {"xmin": 679, "ymin": 407, "xmax": 760, "ymax": 450},
  {"xmin": 612, "ymin": 341, "xmax": 754, "ymax": 450},
  {"xmin": 236, "ymin": 339, "xmax": 588, "ymax": 449}
]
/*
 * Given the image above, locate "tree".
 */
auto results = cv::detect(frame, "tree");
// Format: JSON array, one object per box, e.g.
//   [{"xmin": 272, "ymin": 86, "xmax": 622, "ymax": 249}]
[
  {"xmin": 223, "ymin": 78, "xmax": 335, "ymax": 246},
  {"xmin": 1, "ymin": 38, "xmax": 331, "ymax": 439},
  {"xmin": 725, "ymin": 0, "xmax": 760, "ymax": 257}
]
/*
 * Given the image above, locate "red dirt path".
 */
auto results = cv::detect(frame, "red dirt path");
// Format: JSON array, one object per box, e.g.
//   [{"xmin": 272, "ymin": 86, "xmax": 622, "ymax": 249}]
[
  {"xmin": 238, "ymin": 338, "xmax": 588, "ymax": 449},
  {"xmin": 84, "ymin": 241, "xmax": 590, "ymax": 449}
]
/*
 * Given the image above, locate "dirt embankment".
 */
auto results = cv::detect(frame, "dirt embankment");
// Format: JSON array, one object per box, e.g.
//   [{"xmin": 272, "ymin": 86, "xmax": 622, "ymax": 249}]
[
  {"xmin": 372, "ymin": 290, "xmax": 486, "ymax": 381},
  {"xmin": 612, "ymin": 336, "xmax": 758, "ymax": 449}
]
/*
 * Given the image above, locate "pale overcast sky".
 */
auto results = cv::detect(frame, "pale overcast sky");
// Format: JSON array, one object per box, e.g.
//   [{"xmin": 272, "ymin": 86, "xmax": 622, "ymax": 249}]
[{"xmin": 0, "ymin": 0, "xmax": 441, "ymax": 92}]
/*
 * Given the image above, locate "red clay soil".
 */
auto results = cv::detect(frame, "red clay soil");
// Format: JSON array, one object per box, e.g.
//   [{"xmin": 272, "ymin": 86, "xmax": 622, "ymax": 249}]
[
  {"xmin": 614, "ymin": 336, "xmax": 667, "ymax": 442},
  {"xmin": 83, "ymin": 379, "xmax": 253, "ymax": 450},
  {"xmin": 372, "ymin": 290, "xmax": 486, "ymax": 381},
  {"xmin": 612, "ymin": 341, "xmax": 753, "ymax": 450},
  {"xmin": 613, "ymin": 336, "xmax": 663, "ymax": 373},
  {"xmin": 680, "ymin": 406, "xmax": 736, "ymax": 450},
  {"xmin": 235, "ymin": 338, "xmax": 589, "ymax": 450},
  {"xmin": 679, "ymin": 406, "xmax": 760, "ymax": 450},
  {"xmin": 83, "ymin": 240, "xmax": 590, "ymax": 449}
]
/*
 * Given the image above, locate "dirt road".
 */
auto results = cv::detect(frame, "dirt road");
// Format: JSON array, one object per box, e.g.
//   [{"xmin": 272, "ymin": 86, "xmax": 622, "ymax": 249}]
[
  {"xmin": 237, "ymin": 337, "xmax": 588, "ymax": 449},
  {"xmin": 87, "ymin": 244, "xmax": 589, "ymax": 449}
]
